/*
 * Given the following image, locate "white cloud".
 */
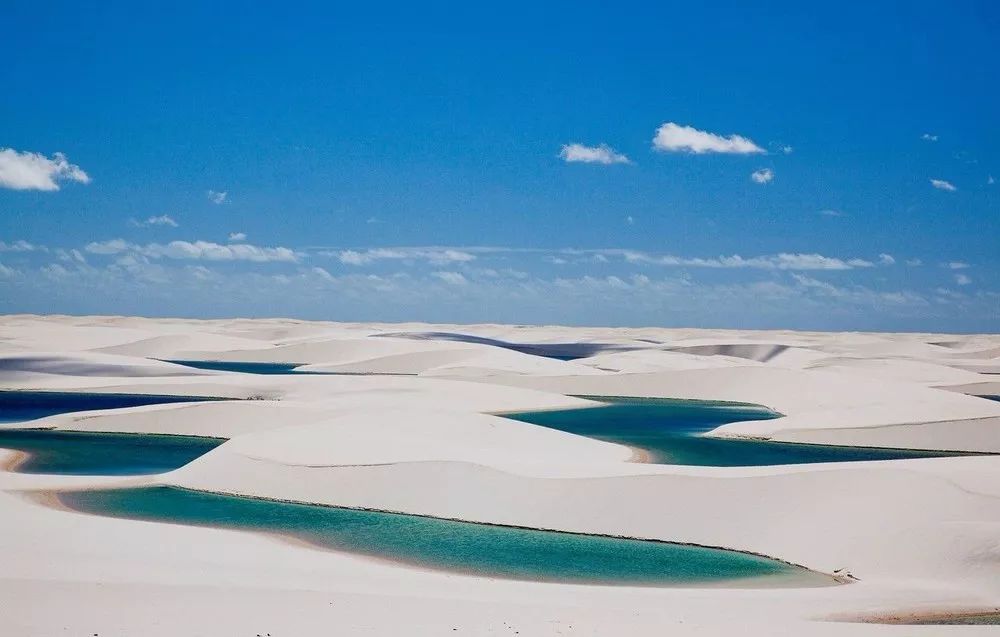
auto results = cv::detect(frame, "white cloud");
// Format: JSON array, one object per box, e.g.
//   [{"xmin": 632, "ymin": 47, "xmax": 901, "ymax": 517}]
[
  {"xmin": 751, "ymin": 168, "xmax": 774, "ymax": 184},
  {"xmin": 652, "ymin": 122, "xmax": 764, "ymax": 154},
  {"xmin": 930, "ymin": 179, "xmax": 956, "ymax": 191},
  {"xmin": 56, "ymin": 248, "xmax": 87, "ymax": 264},
  {"xmin": 207, "ymin": 190, "xmax": 228, "ymax": 204},
  {"xmin": 85, "ymin": 239, "xmax": 298, "ymax": 262},
  {"xmin": 790, "ymin": 274, "xmax": 927, "ymax": 307},
  {"xmin": 147, "ymin": 215, "xmax": 178, "ymax": 227},
  {"xmin": 0, "ymin": 240, "xmax": 44, "ymax": 252},
  {"xmin": 946, "ymin": 261, "xmax": 970, "ymax": 270},
  {"xmin": 0, "ymin": 149, "xmax": 90, "ymax": 191},
  {"xmin": 559, "ymin": 143, "xmax": 630, "ymax": 165},
  {"xmin": 905, "ymin": 258, "xmax": 922, "ymax": 266},
  {"xmin": 878, "ymin": 253, "xmax": 896, "ymax": 265},
  {"xmin": 955, "ymin": 273, "xmax": 972, "ymax": 286},
  {"xmin": 131, "ymin": 215, "xmax": 178, "ymax": 228},
  {"xmin": 921, "ymin": 133, "xmax": 939, "ymax": 142},
  {"xmin": 432, "ymin": 271, "xmax": 468, "ymax": 285},
  {"xmin": 989, "ymin": 175, "xmax": 995, "ymax": 185},
  {"xmin": 625, "ymin": 215, "xmax": 635, "ymax": 225},
  {"xmin": 84, "ymin": 239, "xmax": 131, "ymax": 255},
  {"xmin": 781, "ymin": 145, "xmax": 794, "ymax": 154},
  {"xmin": 819, "ymin": 209, "xmax": 844, "ymax": 217},
  {"xmin": 331, "ymin": 247, "xmax": 476, "ymax": 266},
  {"xmin": 311, "ymin": 266, "xmax": 336, "ymax": 282},
  {"xmin": 618, "ymin": 250, "xmax": 874, "ymax": 271},
  {"xmin": 228, "ymin": 232, "xmax": 247, "ymax": 242},
  {"xmin": 0, "ymin": 262, "xmax": 17, "ymax": 278}
]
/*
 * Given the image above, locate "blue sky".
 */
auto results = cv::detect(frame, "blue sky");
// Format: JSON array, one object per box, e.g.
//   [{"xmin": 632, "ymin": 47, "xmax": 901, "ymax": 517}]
[{"xmin": 1, "ymin": 1, "xmax": 997, "ymax": 331}]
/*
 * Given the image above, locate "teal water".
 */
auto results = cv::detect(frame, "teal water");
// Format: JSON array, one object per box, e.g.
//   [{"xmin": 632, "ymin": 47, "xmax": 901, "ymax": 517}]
[
  {"xmin": 0, "ymin": 390, "xmax": 212, "ymax": 425},
  {"xmin": 59, "ymin": 486, "xmax": 832, "ymax": 587},
  {"xmin": 506, "ymin": 397, "xmax": 972, "ymax": 466},
  {"xmin": 0, "ymin": 391, "xmax": 224, "ymax": 475},
  {"xmin": 0, "ymin": 430, "xmax": 222, "ymax": 475}
]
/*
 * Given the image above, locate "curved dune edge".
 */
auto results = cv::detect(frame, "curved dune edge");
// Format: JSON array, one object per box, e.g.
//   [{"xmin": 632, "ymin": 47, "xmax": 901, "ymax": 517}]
[{"xmin": 2, "ymin": 315, "xmax": 1000, "ymax": 634}]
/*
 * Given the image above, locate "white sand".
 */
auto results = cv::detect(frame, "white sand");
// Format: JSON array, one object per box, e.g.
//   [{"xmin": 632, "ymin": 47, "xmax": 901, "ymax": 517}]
[{"xmin": 1, "ymin": 314, "xmax": 999, "ymax": 635}]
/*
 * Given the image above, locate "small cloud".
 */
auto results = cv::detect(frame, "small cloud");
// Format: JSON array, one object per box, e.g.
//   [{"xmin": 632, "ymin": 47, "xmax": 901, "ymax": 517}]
[
  {"xmin": 0, "ymin": 148, "xmax": 90, "ymax": 191},
  {"xmin": 147, "ymin": 215, "xmax": 178, "ymax": 227},
  {"xmin": 930, "ymin": 179, "xmax": 956, "ymax": 191},
  {"xmin": 625, "ymin": 215, "xmax": 635, "ymax": 225},
  {"xmin": 332, "ymin": 247, "xmax": 475, "ymax": 266},
  {"xmin": 921, "ymin": 133, "xmax": 939, "ymax": 142},
  {"xmin": 652, "ymin": 122, "xmax": 764, "ymax": 155},
  {"xmin": 432, "ymin": 271, "xmax": 468, "ymax": 286},
  {"xmin": 878, "ymin": 253, "xmax": 896, "ymax": 265},
  {"xmin": 366, "ymin": 216, "xmax": 382, "ymax": 224},
  {"xmin": 905, "ymin": 258, "xmax": 922, "ymax": 266},
  {"xmin": 228, "ymin": 232, "xmax": 247, "ymax": 242},
  {"xmin": 312, "ymin": 266, "xmax": 336, "ymax": 282},
  {"xmin": 781, "ymin": 145, "xmax": 793, "ymax": 154},
  {"xmin": 56, "ymin": 248, "xmax": 86, "ymax": 263},
  {"xmin": 207, "ymin": 190, "xmax": 228, "ymax": 204},
  {"xmin": 85, "ymin": 238, "xmax": 131, "ymax": 255},
  {"xmin": 559, "ymin": 143, "xmax": 630, "ymax": 165},
  {"xmin": 0, "ymin": 239, "xmax": 43, "ymax": 252},
  {"xmin": 129, "ymin": 215, "xmax": 178, "ymax": 228},
  {"xmin": 946, "ymin": 261, "xmax": 970, "ymax": 270},
  {"xmin": 989, "ymin": 175, "xmax": 995, "ymax": 185},
  {"xmin": 955, "ymin": 273, "xmax": 972, "ymax": 286},
  {"xmin": 751, "ymin": 168, "xmax": 774, "ymax": 184},
  {"xmin": 819, "ymin": 209, "xmax": 844, "ymax": 217}
]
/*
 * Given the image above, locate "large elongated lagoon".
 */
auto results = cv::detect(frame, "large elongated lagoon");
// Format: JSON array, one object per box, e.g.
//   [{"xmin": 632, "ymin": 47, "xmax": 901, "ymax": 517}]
[
  {"xmin": 60, "ymin": 486, "xmax": 834, "ymax": 588},
  {"xmin": 506, "ymin": 397, "xmax": 972, "ymax": 466}
]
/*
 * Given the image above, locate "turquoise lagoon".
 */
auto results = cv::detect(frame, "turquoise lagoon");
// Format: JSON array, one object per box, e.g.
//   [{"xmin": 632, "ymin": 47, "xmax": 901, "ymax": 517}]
[
  {"xmin": 60, "ymin": 486, "xmax": 833, "ymax": 587},
  {"xmin": 506, "ymin": 397, "xmax": 972, "ymax": 466}
]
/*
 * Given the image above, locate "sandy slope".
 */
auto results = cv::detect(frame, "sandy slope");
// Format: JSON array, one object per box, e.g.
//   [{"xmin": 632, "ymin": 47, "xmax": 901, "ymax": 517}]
[{"xmin": 1, "ymin": 314, "xmax": 999, "ymax": 635}]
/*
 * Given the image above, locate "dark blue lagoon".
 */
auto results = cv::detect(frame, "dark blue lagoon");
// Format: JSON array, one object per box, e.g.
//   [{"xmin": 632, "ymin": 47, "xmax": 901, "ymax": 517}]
[
  {"xmin": 162, "ymin": 360, "xmax": 415, "ymax": 376},
  {"xmin": 0, "ymin": 429, "xmax": 222, "ymax": 475},
  {"xmin": 506, "ymin": 397, "xmax": 973, "ymax": 466},
  {"xmin": 163, "ymin": 360, "xmax": 305, "ymax": 374},
  {"xmin": 0, "ymin": 391, "xmax": 225, "ymax": 475},
  {"xmin": 0, "ymin": 390, "xmax": 213, "ymax": 425},
  {"xmin": 59, "ymin": 486, "xmax": 834, "ymax": 587}
]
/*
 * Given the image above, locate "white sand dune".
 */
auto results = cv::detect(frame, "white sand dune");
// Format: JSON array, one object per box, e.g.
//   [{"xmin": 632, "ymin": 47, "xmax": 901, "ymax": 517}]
[{"xmin": 1, "ymin": 314, "xmax": 999, "ymax": 635}]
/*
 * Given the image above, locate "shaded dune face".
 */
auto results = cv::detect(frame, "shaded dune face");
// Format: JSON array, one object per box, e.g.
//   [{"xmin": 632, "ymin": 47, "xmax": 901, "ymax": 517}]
[
  {"xmin": 507, "ymin": 398, "xmax": 974, "ymax": 466},
  {"xmin": 373, "ymin": 331, "xmax": 637, "ymax": 360},
  {"xmin": 59, "ymin": 486, "xmax": 834, "ymax": 588}
]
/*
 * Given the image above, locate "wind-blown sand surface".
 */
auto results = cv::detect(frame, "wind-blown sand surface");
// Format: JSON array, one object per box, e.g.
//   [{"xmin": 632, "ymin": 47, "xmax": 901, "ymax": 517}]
[{"xmin": 1, "ymin": 314, "xmax": 999, "ymax": 635}]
